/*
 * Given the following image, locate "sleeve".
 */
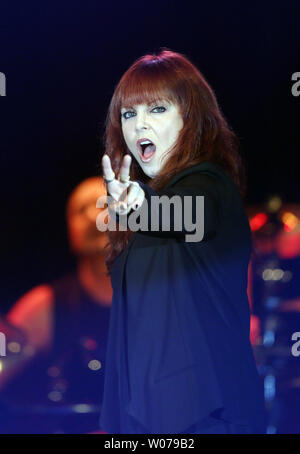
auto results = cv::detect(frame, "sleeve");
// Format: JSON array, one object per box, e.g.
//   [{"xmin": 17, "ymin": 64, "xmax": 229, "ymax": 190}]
[{"xmin": 110, "ymin": 171, "xmax": 223, "ymax": 242}]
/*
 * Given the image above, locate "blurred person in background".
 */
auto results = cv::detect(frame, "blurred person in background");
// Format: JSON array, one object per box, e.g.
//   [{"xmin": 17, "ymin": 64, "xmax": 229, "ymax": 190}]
[{"xmin": 0, "ymin": 176, "xmax": 112, "ymax": 434}]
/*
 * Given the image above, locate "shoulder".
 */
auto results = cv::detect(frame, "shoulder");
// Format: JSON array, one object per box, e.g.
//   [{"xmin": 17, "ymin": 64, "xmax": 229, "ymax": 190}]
[
  {"xmin": 166, "ymin": 161, "xmax": 233, "ymax": 190},
  {"xmin": 168, "ymin": 162, "xmax": 247, "ymax": 226},
  {"xmin": 166, "ymin": 161, "xmax": 236, "ymax": 204},
  {"xmin": 7, "ymin": 284, "xmax": 54, "ymax": 352},
  {"xmin": 7, "ymin": 284, "xmax": 54, "ymax": 321}
]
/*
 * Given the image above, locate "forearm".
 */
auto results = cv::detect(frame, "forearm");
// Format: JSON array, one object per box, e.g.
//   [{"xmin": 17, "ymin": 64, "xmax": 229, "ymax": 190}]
[{"xmin": 110, "ymin": 174, "xmax": 220, "ymax": 242}]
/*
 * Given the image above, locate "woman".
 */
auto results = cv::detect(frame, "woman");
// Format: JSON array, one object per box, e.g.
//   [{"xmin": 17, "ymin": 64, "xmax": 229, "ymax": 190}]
[{"xmin": 99, "ymin": 49, "xmax": 266, "ymax": 434}]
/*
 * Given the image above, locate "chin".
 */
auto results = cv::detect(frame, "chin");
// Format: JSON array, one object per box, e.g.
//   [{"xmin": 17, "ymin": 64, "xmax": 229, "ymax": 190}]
[
  {"xmin": 142, "ymin": 166, "xmax": 158, "ymax": 178},
  {"xmin": 82, "ymin": 239, "xmax": 107, "ymax": 253}
]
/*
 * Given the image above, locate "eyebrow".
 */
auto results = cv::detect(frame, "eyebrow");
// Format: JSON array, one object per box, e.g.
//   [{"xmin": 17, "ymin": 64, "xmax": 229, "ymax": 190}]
[{"xmin": 121, "ymin": 100, "xmax": 171, "ymax": 111}]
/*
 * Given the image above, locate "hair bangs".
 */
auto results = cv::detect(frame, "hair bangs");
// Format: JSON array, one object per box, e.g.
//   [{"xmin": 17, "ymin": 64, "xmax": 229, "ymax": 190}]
[{"xmin": 117, "ymin": 66, "xmax": 178, "ymax": 110}]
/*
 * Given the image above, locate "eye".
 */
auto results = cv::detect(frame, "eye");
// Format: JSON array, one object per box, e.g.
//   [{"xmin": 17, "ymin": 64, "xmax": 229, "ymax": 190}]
[
  {"xmin": 151, "ymin": 106, "xmax": 166, "ymax": 113},
  {"xmin": 121, "ymin": 110, "xmax": 136, "ymax": 120}
]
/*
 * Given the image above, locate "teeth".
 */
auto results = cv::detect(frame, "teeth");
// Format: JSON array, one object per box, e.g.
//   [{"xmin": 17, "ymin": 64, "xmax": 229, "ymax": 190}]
[{"xmin": 140, "ymin": 140, "xmax": 152, "ymax": 145}]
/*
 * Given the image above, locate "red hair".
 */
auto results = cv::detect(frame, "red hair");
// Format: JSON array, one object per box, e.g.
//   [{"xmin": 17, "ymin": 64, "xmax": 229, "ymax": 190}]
[{"xmin": 102, "ymin": 49, "xmax": 245, "ymax": 274}]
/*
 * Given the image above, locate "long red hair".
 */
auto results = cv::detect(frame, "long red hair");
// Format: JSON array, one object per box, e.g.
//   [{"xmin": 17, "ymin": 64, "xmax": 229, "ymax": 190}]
[{"xmin": 102, "ymin": 49, "xmax": 245, "ymax": 275}]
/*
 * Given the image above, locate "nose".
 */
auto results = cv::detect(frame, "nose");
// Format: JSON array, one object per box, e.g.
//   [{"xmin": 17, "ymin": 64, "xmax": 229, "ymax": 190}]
[{"xmin": 135, "ymin": 111, "xmax": 148, "ymax": 131}]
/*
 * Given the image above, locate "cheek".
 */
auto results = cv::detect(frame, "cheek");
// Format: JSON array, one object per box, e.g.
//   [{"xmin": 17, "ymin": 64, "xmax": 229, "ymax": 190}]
[
  {"xmin": 121, "ymin": 123, "xmax": 131, "ymax": 143},
  {"xmin": 174, "ymin": 114, "xmax": 184, "ymax": 133},
  {"xmin": 170, "ymin": 117, "xmax": 183, "ymax": 143},
  {"xmin": 122, "ymin": 126, "xmax": 137, "ymax": 155},
  {"xmin": 163, "ymin": 120, "xmax": 181, "ymax": 145},
  {"xmin": 121, "ymin": 125, "xmax": 126, "ymax": 141}
]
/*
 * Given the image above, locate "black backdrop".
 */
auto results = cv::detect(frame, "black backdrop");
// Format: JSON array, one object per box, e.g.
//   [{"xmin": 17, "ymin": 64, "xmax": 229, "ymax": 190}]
[{"xmin": 0, "ymin": 0, "xmax": 299, "ymax": 309}]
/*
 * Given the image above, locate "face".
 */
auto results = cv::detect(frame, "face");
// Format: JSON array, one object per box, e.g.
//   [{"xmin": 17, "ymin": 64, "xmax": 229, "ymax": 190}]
[
  {"xmin": 67, "ymin": 178, "xmax": 109, "ymax": 255},
  {"xmin": 121, "ymin": 99, "xmax": 183, "ymax": 178}
]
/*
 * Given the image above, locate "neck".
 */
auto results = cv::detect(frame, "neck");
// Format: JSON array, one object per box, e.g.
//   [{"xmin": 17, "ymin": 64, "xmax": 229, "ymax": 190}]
[{"xmin": 77, "ymin": 253, "xmax": 113, "ymax": 307}]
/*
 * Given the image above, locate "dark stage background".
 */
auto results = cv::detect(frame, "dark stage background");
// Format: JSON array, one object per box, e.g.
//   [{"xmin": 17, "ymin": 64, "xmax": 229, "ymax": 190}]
[{"xmin": 0, "ymin": 1, "xmax": 299, "ymax": 310}]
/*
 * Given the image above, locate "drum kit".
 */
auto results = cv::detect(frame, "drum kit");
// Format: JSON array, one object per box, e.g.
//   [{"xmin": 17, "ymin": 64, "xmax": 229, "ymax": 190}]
[{"xmin": 247, "ymin": 196, "xmax": 300, "ymax": 433}]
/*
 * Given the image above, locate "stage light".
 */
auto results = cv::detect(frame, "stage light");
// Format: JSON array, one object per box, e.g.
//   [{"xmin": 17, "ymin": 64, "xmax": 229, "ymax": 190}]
[
  {"xmin": 267, "ymin": 195, "xmax": 282, "ymax": 213},
  {"xmin": 281, "ymin": 270, "xmax": 293, "ymax": 282},
  {"xmin": 80, "ymin": 337, "xmax": 98, "ymax": 351},
  {"xmin": 7, "ymin": 341, "xmax": 21, "ymax": 353},
  {"xmin": 73, "ymin": 404, "xmax": 92, "ymax": 413},
  {"xmin": 272, "ymin": 269, "xmax": 284, "ymax": 280},
  {"xmin": 262, "ymin": 268, "xmax": 285, "ymax": 281},
  {"xmin": 249, "ymin": 212, "xmax": 268, "ymax": 231},
  {"xmin": 48, "ymin": 390, "xmax": 63, "ymax": 402},
  {"xmin": 263, "ymin": 330, "xmax": 275, "ymax": 347},
  {"xmin": 262, "ymin": 269, "xmax": 273, "ymax": 281},
  {"xmin": 281, "ymin": 211, "xmax": 299, "ymax": 232},
  {"xmin": 88, "ymin": 359, "xmax": 102, "ymax": 371},
  {"xmin": 264, "ymin": 374, "xmax": 276, "ymax": 401}
]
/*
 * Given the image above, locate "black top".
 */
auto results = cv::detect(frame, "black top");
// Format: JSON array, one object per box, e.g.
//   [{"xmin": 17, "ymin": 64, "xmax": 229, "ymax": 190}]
[
  {"xmin": 50, "ymin": 272, "xmax": 111, "ymax": 405},
  {"xmin": 100, "ymin": 161, "xmax": 266, "ymax": 434}
]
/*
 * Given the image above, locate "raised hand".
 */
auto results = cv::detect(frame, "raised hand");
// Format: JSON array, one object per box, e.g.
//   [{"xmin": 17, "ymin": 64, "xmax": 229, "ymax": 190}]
[{"xmin": 101, "ymin": 154, "xmax": 145, "ymax": 215}]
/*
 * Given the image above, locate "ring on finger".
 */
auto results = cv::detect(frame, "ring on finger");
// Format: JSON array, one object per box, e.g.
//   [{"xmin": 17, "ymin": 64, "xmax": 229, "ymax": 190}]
[{"xmin": 118, "ymin": 174, "xmax": 131, "ymax": 183}]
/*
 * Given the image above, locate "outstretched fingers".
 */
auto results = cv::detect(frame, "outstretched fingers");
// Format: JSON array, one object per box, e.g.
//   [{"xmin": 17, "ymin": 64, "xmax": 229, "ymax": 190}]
[
  {"xmin": 101, "ymin": 154, "xmax": 144, "ymax": 215},
  {"xmin": 118, "ymin": 154, "xmax": 132, "ymax": 182},
  {"xmin": 102, "ymin": 154, "xmax": 115, "ymax": 182}
]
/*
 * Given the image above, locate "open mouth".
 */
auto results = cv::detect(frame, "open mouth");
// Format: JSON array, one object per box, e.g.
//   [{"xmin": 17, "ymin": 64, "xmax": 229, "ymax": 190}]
[{"xmin": 137, "ymin": 139, "xmax": 156, "ymax": 162}]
